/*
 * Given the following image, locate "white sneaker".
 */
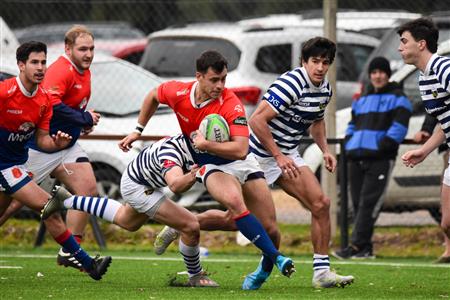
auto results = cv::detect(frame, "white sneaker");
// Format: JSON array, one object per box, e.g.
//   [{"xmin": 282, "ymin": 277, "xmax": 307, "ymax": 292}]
[
  {"xmin": 312, "ymin": 270, "xmax": 354, "ymax": 288},
  {"xmin": 154, "ymin": 226, "xmax": 179, "ymax": 255}
]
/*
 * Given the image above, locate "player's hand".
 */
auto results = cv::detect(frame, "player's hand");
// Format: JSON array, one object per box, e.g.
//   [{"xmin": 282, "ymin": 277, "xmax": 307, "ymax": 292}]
[
  {"xmin": 323, "ymin": 152, "xmax": 337, "ymax": 173},
  {"xmin": 88, "ymin": 109, "xmax": 101, "ymax": 126},
  {"xmin": 275, "ymin": 153, "xmax": 301, "ymax": 180},
  {"xmin": 193, "ymin": 130, "xmax": 208, "ymax": 152},
  {"xmin": 187, "ymin": 164, "xmax": 200, "ymax": 184},
  {"xmin": 52, "ymin": 130, "xmax": 72, "ymax": 149},
  {"xmin": 118, "ymin": 132, "xmax": 140, "ymax": 152},
  {"xmin": 402, "ymin": 148, "xmax": 427, "ymax": 168},
  {"xmin": 81, "ymin": 126, "xmax": 94, "ymax": 135},
  {"xmin": 413, "ymin": 131, "xmax": 431, "ymax": 143}
]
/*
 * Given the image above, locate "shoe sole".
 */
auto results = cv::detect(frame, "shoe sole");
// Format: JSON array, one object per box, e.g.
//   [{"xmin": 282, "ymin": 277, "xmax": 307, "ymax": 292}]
[
  {"xmin": 89, "ymin": 257, "xmax": 112, "ymax": 281},
  {"xmin": 57, "ymin": 262, "xmax": 85, "ymax": 272},
  {"xmin": 281, "ymin": 260, "xmax": 296, "ymax": 278}
]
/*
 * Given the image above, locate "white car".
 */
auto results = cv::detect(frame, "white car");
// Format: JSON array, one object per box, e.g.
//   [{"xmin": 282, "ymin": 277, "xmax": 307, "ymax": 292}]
[
  {"xmin": 140, "ymin": 22, "xmax": 380, "ymax": 112},
  {"xmin": 0, "ymin": 50, "xmax": 209, "ymax": 208},
  {"xmin": 304, "ymin": 40, "xmax": 450, "ymax": 223},
  {"xmin": 0, "ymin": 17, "xmax": 19, "ymax": 54}
]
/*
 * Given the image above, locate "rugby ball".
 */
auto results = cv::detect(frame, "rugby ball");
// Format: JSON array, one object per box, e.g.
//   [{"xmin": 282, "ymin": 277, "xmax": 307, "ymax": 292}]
[{"xmin": 199, "ymin": 114, "xmax": 230, "ymax": 142}]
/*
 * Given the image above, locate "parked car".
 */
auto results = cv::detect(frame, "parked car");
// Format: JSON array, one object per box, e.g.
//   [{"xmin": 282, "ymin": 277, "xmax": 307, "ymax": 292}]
[
  {"xmin": 0, "ymin": 50, "xmax": 212, "ymax": 210},
  {"xmin": 0, "ymin": 17, "xmax": 19, "ymax": 54},
  {"xmin": 140, "ymin": 22, "xmax": 380, "ymax": 112},
  {"xmin": 304, "ymin": 40, "xmax": 450, "ymax": 223}
]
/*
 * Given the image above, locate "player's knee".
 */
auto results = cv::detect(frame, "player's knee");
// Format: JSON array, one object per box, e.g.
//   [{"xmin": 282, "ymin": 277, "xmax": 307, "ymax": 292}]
[
  {"xmin": 181, "ymin": 219, "xmax": 200, "ymax": 239},
  {"xmin": 311, "ymin": 194, "xmax": 330, "ymax": 217},
  {"xmin": 225, "ymin": 193, "xmax": 246, "ymax": 214},
  {"xmin": 43, "ymin": 213, "xmax": 64, "ymax": 228},
  {"xmin": 441, "ymin": 220, "xmax": 450, "ymax": 234},
  {"xmin": 122, "ymin": 222, "xmax": 141, "ymax": 232}
]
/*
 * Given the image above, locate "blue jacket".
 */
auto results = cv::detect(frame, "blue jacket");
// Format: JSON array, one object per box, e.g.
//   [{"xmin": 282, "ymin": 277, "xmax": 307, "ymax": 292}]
[{"xmin": 345, "ymin": 82, "xmax": 412, "ymax": 160}]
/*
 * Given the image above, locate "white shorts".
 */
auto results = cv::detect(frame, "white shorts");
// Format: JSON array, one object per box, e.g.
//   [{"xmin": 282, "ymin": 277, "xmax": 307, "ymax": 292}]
[
  {"xmin": 120, "ymin": 171, "xmax": 166, "ymax": 218},
  {"xmin": 25, "ymin": 143, "xmax": 89, "ymax": 184},
  {"xmin": 444, "ymin": 159, "xmax": 450, "ymax": 187},
  {"xmin": 196, "ymin": 154, "xmax": 265, "ymax": 185},
  {"xmin": 250, "ymin": 152, "xmax": 307, "ymax": 185},
  {"xmin": 0, "ymin": 165, "xmax": 32, "ymax": 194}
]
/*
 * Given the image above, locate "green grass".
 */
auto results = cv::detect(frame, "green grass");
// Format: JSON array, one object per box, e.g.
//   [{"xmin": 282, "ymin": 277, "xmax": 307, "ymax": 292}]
[{"xmin": 0, "ymin": 248, "xmax": 449, "ymax": 299}]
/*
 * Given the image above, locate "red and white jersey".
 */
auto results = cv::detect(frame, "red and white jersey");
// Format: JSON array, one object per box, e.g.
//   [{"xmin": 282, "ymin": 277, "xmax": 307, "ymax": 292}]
[
  {"xmin": 0, "ymin": 77, "xmax": 52, "ymax": 169},
  {"xmin": 43, "ymin": 55, "xmax": 91, "ymax": 109},
  {"xmin": 158, "ymin": 80, "xmax": 248, "ymax": 165}
]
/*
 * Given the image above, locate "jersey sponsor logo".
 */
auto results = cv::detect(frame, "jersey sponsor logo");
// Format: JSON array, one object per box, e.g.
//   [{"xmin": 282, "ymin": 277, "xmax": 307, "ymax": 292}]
[
  {"xmin": 177, "ymin": 112, "xmax": 189, "ymax": 122},
  {"xmin": 176, "ymin": 88, "xmax": 188, "ymax": 96},
  {"xmin": 426, "ymin": 106, "xmax": 446, "ymax": 114},
  {"xmin": 7, "ymin": 85, "xmax": 17, "ymax": 94},
  {"xmin": 233, "ymin": 116, "xmax": 248, "ymax": 126},
  {"xmin": 234, "ymin": 104, "xmax": 243, "ymax": 113},
  {"xmin": 18, "ymin": 122, "xmax": 35, "ymax": 133},
  {"xmin": 8, "ymin": 131, "xmax": 35, "ymax": 142},
  {"xmin": 319, "ymin": 102, "xmax": 327, "ymax": 110},
  {"xmin": 267, "ymin": 95, "xmax": 280, "ymax": 108},
  {"xmin": 12, "ymin": 167, "xmax": 22, "ymax": 178},
  {"xmin": 432, "ymin": 90, "xmax": 438, "ymax": 98},
  {"xmin": 74, "ymin": 84, "xmax": 82, "ymax": 89},
  {"xmin": 6, "ymin": 109, "xmax": 23, "ymax": 115},
  {"xmin": 163, "ymin": 159, "xmax": 177, "ymax": 169}
]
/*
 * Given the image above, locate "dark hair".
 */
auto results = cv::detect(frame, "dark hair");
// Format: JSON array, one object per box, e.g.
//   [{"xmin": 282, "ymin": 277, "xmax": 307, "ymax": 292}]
[
  {"xmin": 196, "ymin": 50, "xmax": 228, "ymax": 74},
  {"xmin": 397, "ymin": 18, "xmax": 438, "ymax": 53},
  {"xmin": 301, "ymin": 37, "xmax": 336, "ymax": 64},
  {"xmin": 16, "ymin": 41, "xmax": 47, "ymax": 63}
]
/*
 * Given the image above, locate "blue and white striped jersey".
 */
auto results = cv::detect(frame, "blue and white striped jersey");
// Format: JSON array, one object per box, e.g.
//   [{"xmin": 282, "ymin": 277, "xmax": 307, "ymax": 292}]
[
  {"xmin": 250, "ymin": 67, "xmax": 332, "ymax": 157},
  {"xmin": 126, "ymin": 134, "xmax": 194, "ymax": 188},
  {"xmin": 419, "ymin": 54, "xmax": 450, "ymax": 146}
]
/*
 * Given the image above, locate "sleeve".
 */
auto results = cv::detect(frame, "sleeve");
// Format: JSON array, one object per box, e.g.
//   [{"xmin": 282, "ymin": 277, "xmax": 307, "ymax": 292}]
[
  {"xmin": 378, "ymin": 95, "xmax": 412, "ymax": 152},
  {"xmin": 420, "ymin": 113, "xmax": 438, "ymax": 134},
  {"xmin": 0, "ymin": 80, "xmax": 8, "ymax": 101},
  {"xmin": 36, "ymin": 98, "xmax": 53, "ymax": 131},
  {"xmin": 157, "ymin": 81, "xmax": 179, "ymax": 107},
  {"xmin": 437, "ymin": 58, "xmax": 450, "ymax": 92},
  {"xmin": 262, "ymin": 74, "xmax": 298, "ymax": 114},
  {"xmin": 222, "ymin": 97, "xmax": 249, "ymax": 137},
  {"xmin": 43, "ymin": 66, "xmax": 73, "ymax": 106},
  {"xmin": 157, "ymin": 140, "xmax": 184, "ymax": 176},
  {"xmin": 53, "ymin": 103, "xmax": 94, "ymax": 127},
  {"xmin": 345, "ymin": 104, "xmax": 356, "ymax": 140}
]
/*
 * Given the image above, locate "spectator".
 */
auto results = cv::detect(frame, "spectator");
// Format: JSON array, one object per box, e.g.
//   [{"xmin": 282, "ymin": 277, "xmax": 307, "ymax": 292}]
[{"xmin": 334, "ymin": 57, "xmax": 412, "ymax": 259}]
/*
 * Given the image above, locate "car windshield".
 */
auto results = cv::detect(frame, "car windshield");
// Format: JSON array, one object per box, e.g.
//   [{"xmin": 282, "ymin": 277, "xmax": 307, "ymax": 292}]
[
  {"xmin": 89, "ymin": 60, "xmax": 165, "ymax": 116},
  {"xmin": 141, "ymin": 37, "xmax": 241, "ymax": 77}
]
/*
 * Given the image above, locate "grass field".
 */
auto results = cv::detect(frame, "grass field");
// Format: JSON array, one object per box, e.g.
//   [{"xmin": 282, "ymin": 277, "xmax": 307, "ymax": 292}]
[{"xmin": 1, "ymin": 248, "xmax": 449, "ymax": 299}]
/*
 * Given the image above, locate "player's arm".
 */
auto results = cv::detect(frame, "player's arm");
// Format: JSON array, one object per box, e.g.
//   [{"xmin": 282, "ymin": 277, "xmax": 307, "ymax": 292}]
[
  {"xmin": 193, "ymin": 134, "xmax": 249, "ymax": 160},
  {"xmin": 249, "ymin": 101, "xmax": 282, "ymax": 157},
  {"xmin": 164, "ymin": 164, "xmax": 199, "ymax": 194},
  {"xmin": 118, "ymin": 88, "xmax": 160, "ymax": 152},
  {"xmin": 53, "ymin": 102, "xmax": 97, "ymax": 127},
  {"xmin": 310, "ymin": 118, "xmax": 336, "ymax": 173},
  {"xmin": 35, "ymin": 129, "xmax": 72, "ymax": 152}
]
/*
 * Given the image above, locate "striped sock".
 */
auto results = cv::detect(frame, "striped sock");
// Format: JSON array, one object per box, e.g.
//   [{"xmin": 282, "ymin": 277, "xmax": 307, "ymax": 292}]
[
  {"xmin": 179, "ymin": 239, "xmax": 202, "ymax": 277},
  {"xmin": 55, "ymin": 230, "xmax": 93, "ymax": 270},
  {"xmin": 64, "ymin": 196, "xmax": 121, "ymax": 222},
  {"xmin": 313, "ymin": 253, "xmax": 330, "ymax": 275}
]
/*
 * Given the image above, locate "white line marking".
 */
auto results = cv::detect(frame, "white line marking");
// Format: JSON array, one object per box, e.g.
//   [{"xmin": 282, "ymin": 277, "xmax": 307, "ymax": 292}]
[
  {"xmin": 0, "ymin": 254, "xmax": 448, "ymax": 269},
  {"xmin": 0, "ymin": 266, "xmax": 22, "ymax": 269}
]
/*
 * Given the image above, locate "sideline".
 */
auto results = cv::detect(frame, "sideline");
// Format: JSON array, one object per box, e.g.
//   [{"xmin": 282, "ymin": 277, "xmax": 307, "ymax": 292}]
[{"xmin": 0, "ymin": 253, "xmax": 449, "ymax": 269}]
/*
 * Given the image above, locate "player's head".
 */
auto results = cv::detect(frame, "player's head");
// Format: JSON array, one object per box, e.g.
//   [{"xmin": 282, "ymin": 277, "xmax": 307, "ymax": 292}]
[
  {"xmin": 64, "ymin": 25, "xmax": 95, "ymax": 70},
  {"xmin": 397, "ymin": 18, "xmax": 438, "ymax": 65},
  {"xmin": 195, "ymin": 50, "xmax": 228, "ymax": 100},
  {"xmin": 368, "ymin": 56, "xmax": 391, "ymax": 91},
  {"xmin": 16, "ymin": 41, "xmax": 47, "ymax": 85},
  {"xmin": 300, "ymin": 37, "xmax": 336, "ymax": 86}
]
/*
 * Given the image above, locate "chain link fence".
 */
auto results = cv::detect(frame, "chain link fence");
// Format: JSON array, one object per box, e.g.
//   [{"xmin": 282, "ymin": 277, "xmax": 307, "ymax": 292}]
[{"xmin": 1, "ymin": 0, "xmax": 448, "ymax": 227}]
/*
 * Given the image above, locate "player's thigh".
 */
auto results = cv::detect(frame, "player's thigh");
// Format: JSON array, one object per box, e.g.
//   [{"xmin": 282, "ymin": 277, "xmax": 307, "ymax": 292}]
[
  {"xmin": 153, "ymin": 198, "xmax": 198, "ymax": 233},
  {"xmin": 0, "ymin": 192, "xmax": 13, "ymax": 216},
  {"xmin": 242, "ymin": 178, "xmax": 277, "ymax": 224},
  {"xmin": 276, "ymin": 165, "xmax": 323, "ymax": 211},
  {"xmin": 53, "ymin": 162, "xmax": 97, "ymax": 195},
  {"xmin": 204, "ymin": 171, "xmax": 245, "ymax": 209},
  {"xmin": 11, "ymin": 181, "xmax": 49, "ymax": 211},
  {"xmin": 441, "ymin": 183, "xmax": 450, "ymax": 228},
  {"xmin": 114, "ymin": 203, "xmax": 150, "ymax": 230}
]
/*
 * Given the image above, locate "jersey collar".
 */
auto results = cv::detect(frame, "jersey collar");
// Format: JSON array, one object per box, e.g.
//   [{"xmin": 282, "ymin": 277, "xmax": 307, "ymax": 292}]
[
  {"xmin": 16, "ymin": 77, "xmax": 38, "ymax": 98},
  {"xmin": 423, "ymin": 53, "xmax": 439, "ymax": 76},
  {"xmin": 62, "ymin": 54, "xmax": 85, "ymax": 74},
  {"xmin": 190, "ymin": 81, "xmax": 219, "ymax": 108}
]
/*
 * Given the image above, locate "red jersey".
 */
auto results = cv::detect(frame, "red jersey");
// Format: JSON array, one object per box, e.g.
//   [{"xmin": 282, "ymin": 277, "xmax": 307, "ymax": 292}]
[
  {"xmin": 158, "ymin": 81, "xmax": 248, "ymax": 165},
  {"xmin": 0, "ymin": 77, "xmax": 52, "ymax": 168}
]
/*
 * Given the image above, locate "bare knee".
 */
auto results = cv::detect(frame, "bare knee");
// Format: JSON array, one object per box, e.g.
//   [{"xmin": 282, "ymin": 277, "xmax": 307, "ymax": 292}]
[
  {"xmin": 225, "ymin": 193, "xmax": 247, "ymax": 216},
  {"xmin": 310, "ymin": 194, "xmax": 330, "ymax": 217},
  {"xmin": 180, "ymin": 218, "xmax": 200, "ymax": 240},
  {"xmin": 121, "ymin": 222, "xmax": 141, "ymax": 232}
]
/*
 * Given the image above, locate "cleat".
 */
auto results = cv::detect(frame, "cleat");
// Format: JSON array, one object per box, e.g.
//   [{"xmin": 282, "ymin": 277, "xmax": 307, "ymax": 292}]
[
  {"xmin": 41, "ymin": 185, "xmax": 72, "ymax": 220},
  {"xmin": 312, "ymin": 270, "xmax": 354, "ymax": 288},
  {"xmin": 242, "ymin": 262, "xmax": 271, "ymax": 290},
  {"xmin": 86, "ymin": 255, "xmax": 112, "ymax": 281},
  {"xmin": 275, "ymin": 255, "xmax": 295, "ymax": 278},
  {"xmin": 154, "ymin": 226, "xmax": 179, "ymax": 255},
  {"xmin": 57, "ymin": 249, "xmax": 83, "ymax": 271},
  {"xmin": 186, "ymin": 271, "xmax": 219, "ymax": 287}
]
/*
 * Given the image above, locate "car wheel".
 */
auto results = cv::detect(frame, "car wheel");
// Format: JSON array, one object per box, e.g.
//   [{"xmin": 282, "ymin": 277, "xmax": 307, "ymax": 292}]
[
  {"xmin": 428, "ymin": 207, "xmax": 442, "ymax": 224},
  {"xmin": 92, "ymin": 164, "xmax": 123, "ymax": 202}
]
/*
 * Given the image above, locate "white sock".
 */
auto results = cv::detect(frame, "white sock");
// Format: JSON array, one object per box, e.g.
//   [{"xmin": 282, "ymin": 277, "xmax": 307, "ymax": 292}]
[
  {"xmin": 178, "ymin": 239, "xmax": 202, "ymax": 277},
  {"xmin": 65, "ymin": 196, "xmax": 121, "ymax": 222},
  {"xmin": 313, "ymin": 253, "xmax": 330, "ymax": 276}
]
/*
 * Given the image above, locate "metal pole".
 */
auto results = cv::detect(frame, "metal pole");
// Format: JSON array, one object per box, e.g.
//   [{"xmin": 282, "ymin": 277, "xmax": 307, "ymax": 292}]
[{"xmin": 339, "ymin": 139, "xmax": 349, "ymax": 249}]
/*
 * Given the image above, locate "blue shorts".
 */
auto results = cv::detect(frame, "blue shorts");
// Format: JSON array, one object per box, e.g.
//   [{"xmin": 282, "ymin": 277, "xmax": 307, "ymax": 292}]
[{"xmin": 0, "ymin": 165, "xmax": 32, "ymax": 194}]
